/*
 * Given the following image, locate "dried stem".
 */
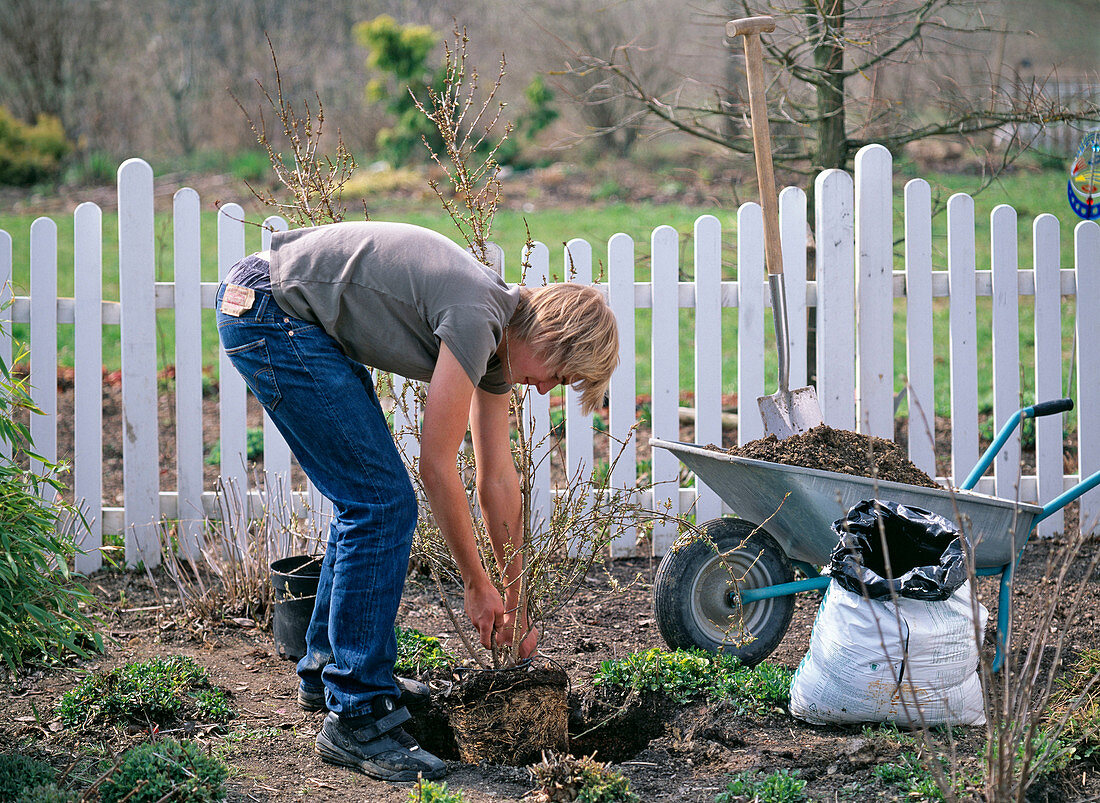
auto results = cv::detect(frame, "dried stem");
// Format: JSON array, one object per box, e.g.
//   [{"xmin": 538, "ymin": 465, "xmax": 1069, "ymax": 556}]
[{"xmin": 232, "ymin": 34, "xmax": 359, "ymax": 228}]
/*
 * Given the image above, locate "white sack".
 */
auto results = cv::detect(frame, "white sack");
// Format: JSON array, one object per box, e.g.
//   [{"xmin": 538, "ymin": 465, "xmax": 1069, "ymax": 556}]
[{"xmin": 789, "ymin": 581, "xmax": 987, "ymax": 726}]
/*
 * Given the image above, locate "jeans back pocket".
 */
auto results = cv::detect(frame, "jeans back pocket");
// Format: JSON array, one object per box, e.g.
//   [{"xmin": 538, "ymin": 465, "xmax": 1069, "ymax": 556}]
[{"xmin": 224, "ymin": 337, "xmax": 282, "ymax": 410}]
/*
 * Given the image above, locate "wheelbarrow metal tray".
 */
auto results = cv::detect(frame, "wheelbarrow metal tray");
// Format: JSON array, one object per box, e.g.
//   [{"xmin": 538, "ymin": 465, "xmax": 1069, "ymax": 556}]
[{"xmin": 651, "ymin": 438, "xmax": 1042, "ymax": 568}]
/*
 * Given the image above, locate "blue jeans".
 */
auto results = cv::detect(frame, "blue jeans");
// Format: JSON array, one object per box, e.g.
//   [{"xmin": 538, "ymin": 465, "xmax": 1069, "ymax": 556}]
[{"xmin": 216, "ymin": 281, "xmax": 417, "ymax": 719}]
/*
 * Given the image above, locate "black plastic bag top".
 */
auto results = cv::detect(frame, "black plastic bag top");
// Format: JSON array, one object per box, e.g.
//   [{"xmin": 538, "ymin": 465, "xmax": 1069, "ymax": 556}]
[{"xmin": 827, "ymin": 499, "xmax": 968, "ymax": 601}]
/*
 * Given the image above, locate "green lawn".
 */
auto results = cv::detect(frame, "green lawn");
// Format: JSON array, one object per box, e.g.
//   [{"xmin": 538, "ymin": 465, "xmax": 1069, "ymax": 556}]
[{"xmin": 0, "ymin": 166, "xmax": 1085, "ymax": 417}]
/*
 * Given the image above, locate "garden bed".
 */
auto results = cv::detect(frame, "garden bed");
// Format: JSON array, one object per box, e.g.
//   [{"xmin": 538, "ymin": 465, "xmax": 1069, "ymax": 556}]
[{"xmin": 2, "ymin": 537, "xmax": 1100, "ymax": 802}]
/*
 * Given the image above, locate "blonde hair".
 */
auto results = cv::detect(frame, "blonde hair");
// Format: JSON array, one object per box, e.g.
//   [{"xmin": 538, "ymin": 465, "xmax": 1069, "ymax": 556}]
[{"xmin": 508, "ymin": 283, "xmax": 619, "ymax": 414}]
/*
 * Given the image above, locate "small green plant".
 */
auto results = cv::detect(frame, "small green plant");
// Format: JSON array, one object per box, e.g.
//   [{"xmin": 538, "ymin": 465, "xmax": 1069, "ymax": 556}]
[
  {"xmin": 530, "ymin": 752, "xmax": 638, "ymax": 803},
  {"xmin": 14, "ymin": 782, "xmax": 77, "ymax": 803},
  {"xmin": 206, "ymin": 427, "xmax": 264, "ymax": 465},
  {"xmin": 57, "ymin": 655, "xmax": 233, "ymax": 731},
  {"xmin": 194, "ymin": 688, "xmax": 235, "ymax": 722},
  {"xmin": 395, "ymin": 625, "xmax": 455, "ymax": 674},
  {"xmin": 874, "ymin": 751, "xmax": 935, "ymax": 787},
  {"xmin": 715, "ymin": 768, "xmax": 806, "ymax": 803},
  {"xmin": 594, "ymin": 648, "xmax": 792, "ymax": 713},
  {"xmin": 0, "ymin": 339, "xmax": 102, "ymax": 672},
  {"xmin": 0, "ymin": 754, "xmax": 56, "ymax": 801},
  {"xmin": 99, "ymin": 738, "xmax": 228, "ymax": 803},
  {"xmin": 409, "ymin": 778, "xmax": 467, "ymax": 802}
]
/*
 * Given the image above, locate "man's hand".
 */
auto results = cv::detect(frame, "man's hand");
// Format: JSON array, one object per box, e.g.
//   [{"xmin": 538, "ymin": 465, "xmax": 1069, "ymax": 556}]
[{"xmin": 465, "ymin": 578, "xmax": 506, "ymax": 651}]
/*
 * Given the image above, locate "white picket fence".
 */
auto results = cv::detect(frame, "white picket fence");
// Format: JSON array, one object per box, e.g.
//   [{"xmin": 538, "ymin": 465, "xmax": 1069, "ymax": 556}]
[{"xmin": 2, "ymin": 149, "xmax": 1099, "ymax": 572}]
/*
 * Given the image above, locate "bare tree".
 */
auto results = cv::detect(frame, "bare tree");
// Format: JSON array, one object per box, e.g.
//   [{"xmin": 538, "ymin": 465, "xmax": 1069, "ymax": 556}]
[
  {"xmin": 0, "ymin": 0, "xmax": 116, "ymax": 142},
  {"xmin": 555, "ymin": 0, "xmax": 1100, "ymax": 173},
  {"xmin": 529, "ymin": 0, "xmax": 686, "ymax": 157}
]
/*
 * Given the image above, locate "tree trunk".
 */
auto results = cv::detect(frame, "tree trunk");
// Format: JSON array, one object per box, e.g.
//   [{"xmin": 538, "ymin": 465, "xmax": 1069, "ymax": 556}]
[{"xmin": 811, "ymin": 0, "xmax": 848, "ymax": 171}]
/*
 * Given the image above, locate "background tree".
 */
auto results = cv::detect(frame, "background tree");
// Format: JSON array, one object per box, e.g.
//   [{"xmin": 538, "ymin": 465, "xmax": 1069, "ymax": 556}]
[
  {"xmin": 554, "ymin": 0, "xmax": 1100, "ymax": 173},
  {"xmin": 0, "ymin": 0, "xmax": 115, "ymax": 146}
]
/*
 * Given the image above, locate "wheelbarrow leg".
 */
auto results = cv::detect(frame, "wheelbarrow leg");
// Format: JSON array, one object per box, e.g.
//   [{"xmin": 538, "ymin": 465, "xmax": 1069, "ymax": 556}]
[
  {"xmin": 976, "ymin": 563, "xmax": 1014, "ymax": 673},
  {"xmin": 993, "ymin": 563, "xmax": 1013, "ymax": 673}
]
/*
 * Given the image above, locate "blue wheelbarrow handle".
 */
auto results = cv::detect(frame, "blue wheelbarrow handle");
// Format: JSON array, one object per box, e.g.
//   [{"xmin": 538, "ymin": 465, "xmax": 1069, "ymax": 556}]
[{"xmin": 960, "ymin": 399, "xmax": 1074, "ymax": 491}]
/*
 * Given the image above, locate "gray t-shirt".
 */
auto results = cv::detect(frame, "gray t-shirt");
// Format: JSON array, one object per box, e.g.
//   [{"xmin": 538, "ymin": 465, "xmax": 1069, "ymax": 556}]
[{"xmin": 270, "ymin": 222, "xmax": 521, "ymax": 393}]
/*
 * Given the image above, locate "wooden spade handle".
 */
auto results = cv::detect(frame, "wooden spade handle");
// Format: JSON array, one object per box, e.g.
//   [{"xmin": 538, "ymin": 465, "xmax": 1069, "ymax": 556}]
[{"xmin": 727, "ymin": 16, "xmax": 783, "ymax": 278}]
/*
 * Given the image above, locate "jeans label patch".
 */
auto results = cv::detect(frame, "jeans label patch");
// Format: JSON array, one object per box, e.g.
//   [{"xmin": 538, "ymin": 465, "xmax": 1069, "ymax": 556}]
[{"xmin": 221, "ymin": 284, "xmax": 255, "ymax": 317}]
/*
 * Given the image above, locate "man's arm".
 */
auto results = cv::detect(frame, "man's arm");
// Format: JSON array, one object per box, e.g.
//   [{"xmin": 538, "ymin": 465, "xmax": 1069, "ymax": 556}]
[
  {"xmin": 420, "ymin": 343, "xmax": 504, "ymax": 651},
  {"xmin": 470, "ymin": 387, "xmax": 539, "ymax": 660}
]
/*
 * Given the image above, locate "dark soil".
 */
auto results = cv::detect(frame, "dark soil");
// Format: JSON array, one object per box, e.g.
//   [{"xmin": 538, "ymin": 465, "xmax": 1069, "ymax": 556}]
[
  {"xmin": 3, "ymin": 542, "xmax": 1100, "ymax": 802},
  {"xmin": 724, "ymin": 425, "xmax": 941, "ymax": 488}
]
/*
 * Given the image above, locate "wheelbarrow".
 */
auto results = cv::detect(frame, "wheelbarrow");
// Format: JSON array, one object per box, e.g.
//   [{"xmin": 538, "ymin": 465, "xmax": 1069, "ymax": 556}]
[{"xmin": 651, "ymin": 399, "xmax": 1100, "ymax": 672}]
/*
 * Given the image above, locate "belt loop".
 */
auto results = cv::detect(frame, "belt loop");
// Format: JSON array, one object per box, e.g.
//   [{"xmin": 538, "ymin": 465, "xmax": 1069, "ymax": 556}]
[{"xmin": 253, "ymin": 291, "xmax": 270, "ymax": 318}]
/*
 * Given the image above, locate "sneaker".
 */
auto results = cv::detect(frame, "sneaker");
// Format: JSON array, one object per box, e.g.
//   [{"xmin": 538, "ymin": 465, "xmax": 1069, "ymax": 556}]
[
  {"xmin": 315, "ymin": 698, "xmax": 446, "ymax": 782},
  {"xmin": 298, "ymin": 676, "xmax": 430, "ymax": 712}
]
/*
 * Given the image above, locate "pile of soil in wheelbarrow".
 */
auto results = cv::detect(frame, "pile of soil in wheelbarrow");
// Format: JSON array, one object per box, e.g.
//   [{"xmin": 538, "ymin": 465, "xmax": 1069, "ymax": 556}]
[{"xmin": 722, "ymin": 425, "xmax": 940, "ymax": 488}]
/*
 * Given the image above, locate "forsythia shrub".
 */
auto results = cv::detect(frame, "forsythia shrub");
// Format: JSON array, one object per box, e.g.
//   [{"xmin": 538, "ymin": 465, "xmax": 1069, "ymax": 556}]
[{"xmin": 0, "ymin": 106, "xmax": 71, "ymax": 186}]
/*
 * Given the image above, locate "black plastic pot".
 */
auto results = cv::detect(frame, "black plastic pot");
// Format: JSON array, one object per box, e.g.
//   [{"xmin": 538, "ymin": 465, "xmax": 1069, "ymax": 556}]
[{"xmin": 271, "ymin": 555, "xmax": 324, "ymax": 661}]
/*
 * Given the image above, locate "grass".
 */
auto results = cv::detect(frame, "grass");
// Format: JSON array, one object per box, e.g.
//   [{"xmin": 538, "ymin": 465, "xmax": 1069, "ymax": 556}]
[{"xmin": 0, "ymin": 165, "xmax": 1085, "ymax": 417}]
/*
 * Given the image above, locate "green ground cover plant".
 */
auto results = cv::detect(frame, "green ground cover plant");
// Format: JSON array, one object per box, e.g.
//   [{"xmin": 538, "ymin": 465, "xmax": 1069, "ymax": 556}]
[
  {"xmin": 98, "ymin": 738, "xmax": 228, "ymax": 803},
  {"xmin": 593, "ymin": 647, "xmax": 791, "ymax": 713},
  {"xmin": 395, "ymin": 625, "xmax": 455, "ymax": 674},
  {"xmin": 714, "ymin": 768, "xmax": 806, "ymax": 803},
  {"xmin": 0, "ymin": 754, "xmax": 57, "ymax": 801},
  {"xmin": 57, "ymin": 655, "xmax": 233, "ymax": 732}
]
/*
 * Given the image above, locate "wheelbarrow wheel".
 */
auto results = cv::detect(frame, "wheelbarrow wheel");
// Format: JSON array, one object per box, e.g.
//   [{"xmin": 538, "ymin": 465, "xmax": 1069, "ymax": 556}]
[{"xmin": 653, "ymin": 517, "xmax": 794, "ymax": 666}]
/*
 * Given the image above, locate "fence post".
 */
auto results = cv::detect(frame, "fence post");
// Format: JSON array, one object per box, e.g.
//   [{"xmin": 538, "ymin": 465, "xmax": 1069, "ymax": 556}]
[
  {"xmin": 991, "ymin": 204, "xmax": 1021, "ymax": 498},
  {"xmin": 216, "ymin": 204, "xmax": 248, "ymax": 542},
  {"xmin": 948, "ymin": 193, "xmax": 979, "ymax": 487},
  {"xmin": 563, "ymin": 239, "xmax": 594, "ymax": 485},
  {"xmin": 0, "ymin": 230, "xmax": 9, "ymax": 462},
  {"xmin": 259, "ymin": 216, "xmax": 294, "ymax": 545},
  {"xmin": 74, "ymin": 202, "xmax": 103, "ymax": 573},
  {"xmin": 29, "ymin": 218, "xmax": 57, "ymax": 479},
  {"xmin": 737, "ymin": 202, "xmax": 765, "ymax": 446},
  {"xmin": 608, "ymin": 232, "xmax": 637, "ymax": 555},
  {"xmin": 523, "ymin": 240, "xmax": 552, "ymax": 534},
  {"xmin": 118, "ymin": 158, "xmax": 161, "ymax": 567},
  {"xmin": 1075, "ymin": 221, "xmax": 1100, "ymax": 529},
  {"xmin": 650, "ymin": 224, "xmax": 680, "ymax": 553},
  {"xmin": 903, "ymin": 179, "xmax": 935, "ymax": 475},
  {"xmin": 779, "ymin": 188, "xmax": 808, "ymax": 389},
  {"xmin": 854, "ymin": 144, "xmax": 894, "ymax": 438},
  {"xmin": 1034, "ymin": 214, "xmax": 1064, "ymax": 536},
  {"xmin": 174, "ymin": 188, "xmax": 204, "ymax": 556},
  {"xmin": 816, "ymin": 169, "xmax": 856, "ymax": 432},
  {"xmin": 694, "ymin": 215, "xmax": 722, "ymax": 522}
]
